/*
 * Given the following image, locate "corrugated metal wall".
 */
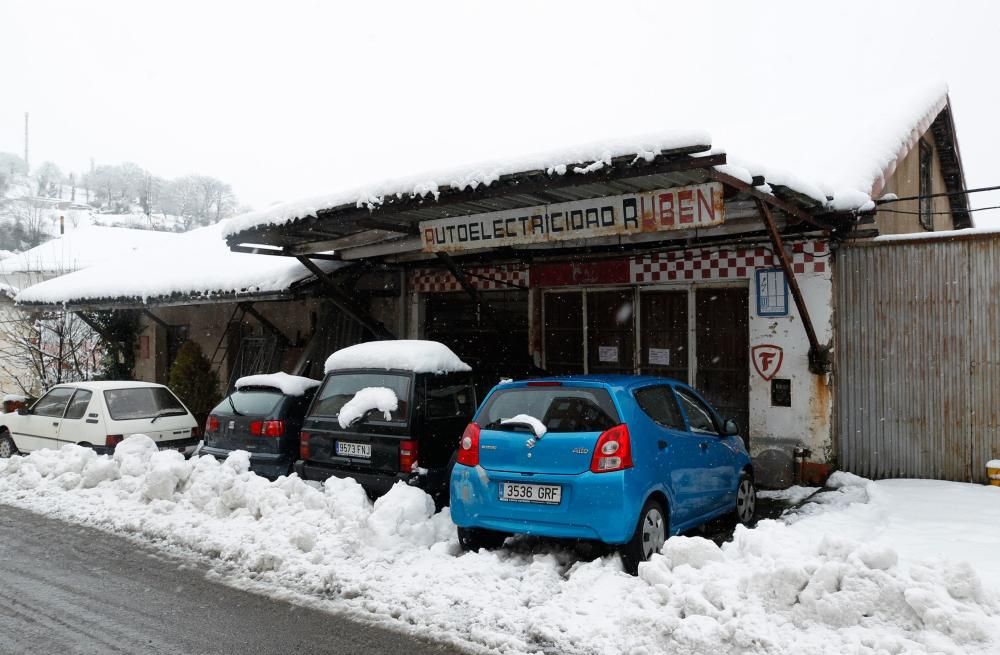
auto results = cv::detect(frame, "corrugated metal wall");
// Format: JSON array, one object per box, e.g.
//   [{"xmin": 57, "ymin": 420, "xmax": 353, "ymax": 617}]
[{"xmin": 835, "ymin": 238, "xmax": 1000, "ymax": 482}]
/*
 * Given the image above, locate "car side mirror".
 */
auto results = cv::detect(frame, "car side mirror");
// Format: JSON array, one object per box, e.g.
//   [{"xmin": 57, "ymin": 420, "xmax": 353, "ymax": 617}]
[
  {"xmin": 723, "ymin": 418, "xmax": 739, "ymax": 436},
  {"xmin": 16, "ymin": 407, "xmax": 30, "ymax": 416}
]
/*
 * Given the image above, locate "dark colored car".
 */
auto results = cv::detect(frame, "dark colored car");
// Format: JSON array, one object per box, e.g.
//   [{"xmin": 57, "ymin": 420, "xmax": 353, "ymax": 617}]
[
  {"xmin": 201, "ymin": 374, "xmax": 319, "ymax": 478},
  {"xmin": 294, "ymin": 364, "xmax": 477, "ymax": 506}
]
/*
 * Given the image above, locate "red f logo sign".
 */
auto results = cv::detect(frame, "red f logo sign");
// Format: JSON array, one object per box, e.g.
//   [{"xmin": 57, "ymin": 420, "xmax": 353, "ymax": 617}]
[{"xmin": 752, "ymin": 344, "xmax": 784, "ymax": 381}]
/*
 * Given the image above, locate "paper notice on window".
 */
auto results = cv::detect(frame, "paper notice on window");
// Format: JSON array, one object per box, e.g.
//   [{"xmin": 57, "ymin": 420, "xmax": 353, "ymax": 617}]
[
  {"xmin": 598, "ymin": 346, "xmax": 619, "ymax": 363},
  {"xmin": 648, "ymin": 347, "xmax": 671, "ymax": 366}
]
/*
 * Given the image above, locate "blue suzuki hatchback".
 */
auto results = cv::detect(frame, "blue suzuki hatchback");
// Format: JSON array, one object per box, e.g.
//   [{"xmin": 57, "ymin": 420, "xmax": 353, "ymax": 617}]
[{"xmin": 450, "ymin": 375, "xmax": 755, "ymax": 573}]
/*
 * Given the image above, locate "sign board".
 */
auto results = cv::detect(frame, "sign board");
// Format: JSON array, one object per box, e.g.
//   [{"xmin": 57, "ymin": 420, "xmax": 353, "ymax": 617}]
[
  {"xmin": 598, "ymin": 346, "xmax": 619, "ymax": 363},
  {"xmin": 771, "ymin": 378, "xmax": 791, "ymax": 407},
  {"xmin": 756, "ymin": 268, "xmax": 789, "ymax": 317},
  {"xmin": 752, "ymin": 344, "xmax": 784, "ymax": 381},
  {"xmin": 648, "ymin": 347, "xmax": 671, "ymax": 366},
  {"xmin": 420, "ymin": 182, "xmax": 725, "ymax": 253}
]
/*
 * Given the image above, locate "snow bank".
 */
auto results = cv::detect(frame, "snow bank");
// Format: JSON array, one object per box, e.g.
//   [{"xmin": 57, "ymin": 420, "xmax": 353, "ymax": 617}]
[
  {"xmin": 337, "ymin": 387, "xmax": 398, "ymax": 429},
  {"xmin": 501, "ymin": 414, "xmax": 547, "ymax": 438},
  {"xmin": 1, "ymin": 442, "xmax": 998, "ymax": 655},
  {"xmin": 235, "ymin": 372, "xmax": 320, "ymax": 397},
  {"xmin": 324, "ymin": 340, "xmax": 471, "ymax": 375}
]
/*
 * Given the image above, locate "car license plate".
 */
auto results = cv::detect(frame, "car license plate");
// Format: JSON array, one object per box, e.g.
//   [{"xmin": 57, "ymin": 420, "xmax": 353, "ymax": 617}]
[
  {"xmin": 336, "ymin": 441, "xmax": 371, "ymax": 458},
  {"xmin": 498, "ymin": 482, "xmax": 561, "ymax": 505}
]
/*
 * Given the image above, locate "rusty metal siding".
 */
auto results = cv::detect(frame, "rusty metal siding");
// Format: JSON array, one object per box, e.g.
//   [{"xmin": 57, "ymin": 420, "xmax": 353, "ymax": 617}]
[{"xmin": 835, "ymin": 238, "xmax": 990, "ymax": 482}]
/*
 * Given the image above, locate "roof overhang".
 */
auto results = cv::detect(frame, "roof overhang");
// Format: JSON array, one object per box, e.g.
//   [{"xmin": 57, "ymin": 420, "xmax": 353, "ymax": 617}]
[{"xmin": 225, "ymin": 147, "xmax": 846, "ymax": 262}]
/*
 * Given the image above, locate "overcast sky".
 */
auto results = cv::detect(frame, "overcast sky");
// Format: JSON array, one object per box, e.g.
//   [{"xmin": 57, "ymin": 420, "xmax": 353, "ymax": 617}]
[{"xmin": 2, "ymin": 0, "xmax": 998, "ymax": 226}]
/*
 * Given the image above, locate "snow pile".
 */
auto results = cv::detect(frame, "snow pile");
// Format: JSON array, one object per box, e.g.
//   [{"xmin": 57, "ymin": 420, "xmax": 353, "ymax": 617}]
[
  {"xmin": 501, "ymin": 414, "xmax": 547, "ymax": 438},
  {"xmin": 15, "ymin": 220, "xmax": 345, "ymax": 306},
  {"xmin": 337, "ymin": 387, "xmax": 398, "ymax": 429},
  {"xmin": 324, "ymin": 340, "xmax": 471, "ymax": 375},
  {"xmin": 0, "ymin": 441, "xmax": 998, "ymax": 655},
  {"xmin": 235, "ymin": 372, "xmax": 320, "ymax": 397}
]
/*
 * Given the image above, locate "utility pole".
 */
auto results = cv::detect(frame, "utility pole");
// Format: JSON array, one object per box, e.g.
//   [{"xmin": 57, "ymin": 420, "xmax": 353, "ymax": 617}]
[{"xmin": 24, "ymin": 112, "xmax": 29, "ymax": 172}]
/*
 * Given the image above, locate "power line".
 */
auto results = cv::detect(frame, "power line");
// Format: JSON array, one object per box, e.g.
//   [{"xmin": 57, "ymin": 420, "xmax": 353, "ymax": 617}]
[
  {"xmin": 879, "ymin": 204, "xmax": 1000, "ymax": 216},
  {"xmin": 875, "ymin": 184, "xmax": 1000, "ymax": 205}
]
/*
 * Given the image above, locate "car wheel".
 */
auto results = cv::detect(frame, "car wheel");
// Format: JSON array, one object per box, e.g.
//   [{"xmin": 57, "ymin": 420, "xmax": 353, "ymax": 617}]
[
  {"xmin": 734, "ymin": 472, "xmax": 756, "ymax": 526},
  {"xmin": 620, "ymin": 497, "xmax": 668, "ymax": 575},
  {"xmin": 457, "ymin": 527, "xmax": 508, "ymax": 552},
  {"xmin": 0, "ymin": 431, "xmax": 18, "ymax": 459}
]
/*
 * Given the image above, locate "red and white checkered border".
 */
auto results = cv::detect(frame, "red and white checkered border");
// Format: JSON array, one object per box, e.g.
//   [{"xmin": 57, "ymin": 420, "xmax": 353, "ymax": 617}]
[
  {"xmin": 409, "ymin": 264, "xmax": 530, "ymax": 293},
  {"xmin": 630, "ymin": 240, "xmax": 828, "ymax": 283}
]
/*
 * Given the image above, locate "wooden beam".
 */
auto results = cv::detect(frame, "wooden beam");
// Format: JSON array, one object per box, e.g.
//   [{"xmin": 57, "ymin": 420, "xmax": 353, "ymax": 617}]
[
  {"xmin": 754, "ymin": 199, "xmax": 830, "ymax": 374},
  {"xmin": 294, "ymin": 256, "xmax": 393, "ymax": 339},
  {"xmin": 141, "ymin": 309, "xmax": 170, "ymax": 330},
  {"xmin": 73, "ymin": 311, "xmax": 124, "ymax": 360}
]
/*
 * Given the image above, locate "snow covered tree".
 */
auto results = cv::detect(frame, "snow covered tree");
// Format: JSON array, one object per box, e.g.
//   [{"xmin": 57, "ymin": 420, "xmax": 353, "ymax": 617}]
[
  {"xmin": 34, "ymin": 161, "xmax": 62, "ymax": 198},
  {"xmin": 0, "ymin": 308, "xmax": 103, "ymax": 396}
]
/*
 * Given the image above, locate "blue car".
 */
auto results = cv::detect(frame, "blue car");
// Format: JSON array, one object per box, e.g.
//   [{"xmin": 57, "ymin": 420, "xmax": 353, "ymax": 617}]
[{"xmin": 449, "ymin": 375, "xmax": 755, "ymax": 573}]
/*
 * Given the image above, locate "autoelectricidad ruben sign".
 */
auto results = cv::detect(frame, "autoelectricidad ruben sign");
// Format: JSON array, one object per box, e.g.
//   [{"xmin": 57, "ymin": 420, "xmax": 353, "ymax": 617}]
[{"xmin": 420, "ymin": 182, "xmax": 725, "ymax": 253}]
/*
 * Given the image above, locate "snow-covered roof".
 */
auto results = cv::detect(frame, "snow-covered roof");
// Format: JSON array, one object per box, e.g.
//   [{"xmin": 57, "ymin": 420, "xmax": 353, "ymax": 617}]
[
  {"xmin": 0, "ymin": 225, "xmax": 182, "ymax": 275},
  {"xmin": 223, "ymin": 82, "xmax": 952, "ymax": 240},
  {"xmin": 324, "ymin": 340, "xmax": 471, "ymax": 375},
  {"xmin": 234, "ymin": 372, "xmax": 320, "ymax": 396},
  {"xmin": 15, "ymin": 219, "xmax": 341, "ymax": 307}
]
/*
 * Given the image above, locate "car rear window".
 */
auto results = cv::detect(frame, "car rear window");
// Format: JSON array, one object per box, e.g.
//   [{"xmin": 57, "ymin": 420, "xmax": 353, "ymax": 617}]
[
  {"xmin": 211, "ymin": 389, "xmax": 284, "ymax": 417},
  {"xmin": 308, "ymin": 372, "xmax": 411, "ymax": 425},
  {"xmin": 103, "ymin": 387, "xmax": 187, "ymax": 421},
  {"xmin": 478, "ymin": 386, "xmax": 620, "ymax": 433}
]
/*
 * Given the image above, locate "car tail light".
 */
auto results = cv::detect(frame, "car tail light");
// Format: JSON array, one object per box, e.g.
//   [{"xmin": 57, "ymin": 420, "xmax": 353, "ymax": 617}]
[
  {"xmin": 250, "ymin": 420, "xmax": 284, "ymax": 437},
  {"xmin": 590, "ymin": 424, "xmax": 633, "ymax": 473},
  {"xmin": 106, "ymin": 434, "xmax": 124, "ymax": 448},
  {"xmin": 399, "ymin": 439, "xmax": 419, "ymax": 473},
  {"xmin": 299, "ymin": 431, "xmax": 311, "ymax": 459},
  {"xmin": 456, "ymin": 422, "xmax": 480, "ymax": 467},
  {"xmin": 205, "ymin": 415, "xmax": 220, "ymax": 433},
  {"xmin": 191, "ymin": 425, "xmax": 202, "ymax": 440}
]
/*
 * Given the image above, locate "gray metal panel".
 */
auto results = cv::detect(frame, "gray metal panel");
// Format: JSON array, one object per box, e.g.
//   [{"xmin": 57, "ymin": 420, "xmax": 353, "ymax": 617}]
[
  {"xmin": 835, "ymin": 238, "xmax": 993, "ymax": 483},
  {"xmin": 969, "ymin": 238, "xmax": 1000, "ymax": 482}
]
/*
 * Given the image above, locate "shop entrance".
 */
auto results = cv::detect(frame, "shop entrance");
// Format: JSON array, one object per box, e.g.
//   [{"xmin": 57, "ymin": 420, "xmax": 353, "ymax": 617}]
[{"xmin": 543, "ymin": 285, "xmax": 749, "ymax": 434}]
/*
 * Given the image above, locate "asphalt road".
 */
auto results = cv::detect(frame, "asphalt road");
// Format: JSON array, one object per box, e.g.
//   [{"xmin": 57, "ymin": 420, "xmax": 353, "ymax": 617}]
[{"xmin": 0, "ymin": 504, "xmax": 465, "ymax": 655}]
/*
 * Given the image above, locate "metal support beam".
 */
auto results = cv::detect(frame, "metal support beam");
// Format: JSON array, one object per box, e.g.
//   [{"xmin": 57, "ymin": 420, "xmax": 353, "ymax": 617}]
[
  {"xmin": 238, "ymin": 302, "xmax": 291, "ymax": 345},
  {"xmin": 711, "ymin": 169, "xmax": 829, "ymax": 232},
  {"xmin": 754, "ymin": 199, "xmax": 830, "ymax": 375},
  {"xmin": 295, "ymin": 256, "xmax": 393, "ymax": 339},
  {"xmin": 434, "ymin": 252, "xmax": 514, "ymax": 357}
]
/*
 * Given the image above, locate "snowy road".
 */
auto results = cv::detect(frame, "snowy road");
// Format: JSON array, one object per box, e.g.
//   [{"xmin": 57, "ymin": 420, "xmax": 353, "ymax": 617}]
[{"xmin": 0, "ymin": 504, "xmax": 463, "ymax": 655}]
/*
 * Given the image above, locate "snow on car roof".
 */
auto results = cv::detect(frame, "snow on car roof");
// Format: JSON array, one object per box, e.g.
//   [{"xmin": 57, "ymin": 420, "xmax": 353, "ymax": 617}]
[
  {"xmin": 234, "ymin": 372, "xmax": 320, "ymax": 396},
  {"xmin": 14, "ymin": 220, "xmax": 343, "ymax": 307},
  {"xmin": 324, "ymin": 340, "xmax": 471, "ymax": 375},
  {"xmin": 222, "ymin": 81, "xmax": 950, "ymax": 239}
]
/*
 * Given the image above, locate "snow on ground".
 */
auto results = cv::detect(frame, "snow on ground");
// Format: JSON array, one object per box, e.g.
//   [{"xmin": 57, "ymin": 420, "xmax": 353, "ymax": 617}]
[
  {"xmin": 758, "ymin": 485, "xmax": 819, "ymax": 505},
  {"xmin": 0, "ymin": 439, "xmax": 998, "ymax": 655},
  {"xmin": 235, "ymin": 372, "xmax": 320, "ymax": 397}
]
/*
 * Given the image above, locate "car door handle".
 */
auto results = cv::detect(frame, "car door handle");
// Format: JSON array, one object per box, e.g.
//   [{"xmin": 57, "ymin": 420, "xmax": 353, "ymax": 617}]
[
  {"xmin": 700, "ymin": 442, "xmax": 709, "ymax": 450},
  {"xmin": 52, "ymin": 422, "xmax": 59, "ymax": 427},
  {"xmin": 657, "ymin": 440, "xmax": 667, "ymax": 450}
]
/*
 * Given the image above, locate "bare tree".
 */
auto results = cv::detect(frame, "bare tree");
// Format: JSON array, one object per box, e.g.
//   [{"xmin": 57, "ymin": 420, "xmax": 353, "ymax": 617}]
[{"xmin": 0, "ymin": 307, "xmax": 102, "ymax": 396}]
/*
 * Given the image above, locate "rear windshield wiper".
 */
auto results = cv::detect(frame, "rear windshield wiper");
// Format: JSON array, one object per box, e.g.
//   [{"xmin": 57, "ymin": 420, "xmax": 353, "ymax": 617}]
[
  {"xmin": 150, "ymin": 409, "xmax": 183, "ymax": 423},
  {"xmin": 228, "ymin": 395, "xmax": 243, "ymax": 417}
]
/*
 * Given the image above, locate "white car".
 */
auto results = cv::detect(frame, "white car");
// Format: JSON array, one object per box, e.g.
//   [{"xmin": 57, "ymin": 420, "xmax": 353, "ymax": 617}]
[{"xmin": 0, "ymin": 381, "xmax": 200, "ymax": 458}]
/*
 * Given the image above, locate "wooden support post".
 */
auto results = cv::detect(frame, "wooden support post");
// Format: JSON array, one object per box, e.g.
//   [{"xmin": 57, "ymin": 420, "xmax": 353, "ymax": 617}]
[
  {"xmin": 295, "ymin": 256, "xmax": 393, "ymax": 339},
  {"xmin": 754, "ymin": 198, "xmax": 830, "ymax": 375}
]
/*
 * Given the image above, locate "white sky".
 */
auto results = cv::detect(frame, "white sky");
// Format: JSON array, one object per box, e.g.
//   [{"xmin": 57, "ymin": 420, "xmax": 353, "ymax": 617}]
[{"xmin": 2, "ymin": 0, "xmax": 998, "ymax": 226}]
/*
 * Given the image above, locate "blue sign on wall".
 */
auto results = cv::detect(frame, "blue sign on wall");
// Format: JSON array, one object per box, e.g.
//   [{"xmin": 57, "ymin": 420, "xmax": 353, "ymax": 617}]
[{"xmin": 756, "ymin": 268, "xmax": 789, "ymax": 316}]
